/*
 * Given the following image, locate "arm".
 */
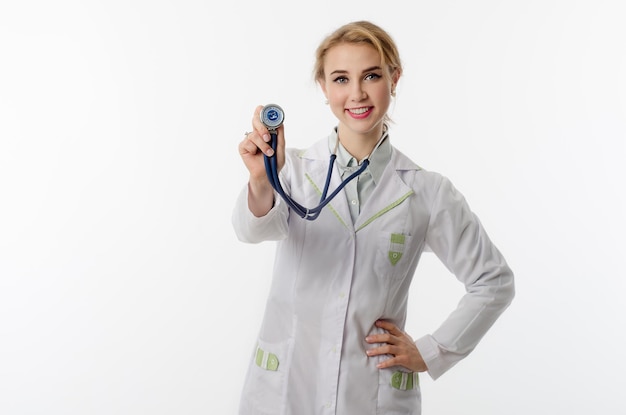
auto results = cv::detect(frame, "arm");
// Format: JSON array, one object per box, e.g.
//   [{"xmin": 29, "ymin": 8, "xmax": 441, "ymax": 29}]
[
  {"xmin": 415, "ymin": 175, "xmax": 515, "ymax": 380},
  {"xmin": 232, "ymin": 105, "xmax": 289, "ymax": 243},
  {"xmin": 237, "ymin": 105, "xmax": 286, "ymax": 217},
  {"xmin": 365, "ymin": 175, "xmax": 514, "ymax": 376},
  {"xmin": 232, "ymin": 183, "xmax": 289, "ymax": 243}
]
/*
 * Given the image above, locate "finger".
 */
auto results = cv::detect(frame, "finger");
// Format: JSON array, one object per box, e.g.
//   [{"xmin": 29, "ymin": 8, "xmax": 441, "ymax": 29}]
[
  {"xmin": 243, "ymin": 130, "xmax": 275, "ymax": 157},
  {"xmin": 252, "ymin": 105, "xmax": 272, "ymax": 143},
  {"xmin": 365, "ymin": 344, "xmax": 396, "ymax": 358},
  {"xmin": 364, "ymin": 333, "xmax": 396, "ymax": 345},
  {"xmin": 376, "ymin": 347, "xmax": 424, "ymax": 372},
  {"xmin": 375, "ymin": 320, "xmax": 401, "ymax": 335},
  {"xmin": 367, "ymin": 344, "xmax": 415, "ymax": 369},
  {"xmin": 239, "ymin": 136, "xmax": 260, "ymax": 155},
  {"xmin": 375, "ymin": 354, "xmax": 405, "ymax": 369}
]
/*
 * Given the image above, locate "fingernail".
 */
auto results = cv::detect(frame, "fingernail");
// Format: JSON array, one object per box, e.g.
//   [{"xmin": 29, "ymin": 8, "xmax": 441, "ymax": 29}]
[
  {"xmin": 265, "ymin": 148, "xmax": 274, "ymax": 156},
  {"xmin": 365, "ymin": 336, "xmax": 372, "ymax": 342},
  {"xmin": 366, "ymin": 350, "xmax": 372, "ymax": 355},
  {"xmin": 263, "ymin": 134, "xmax": 270, "ymax": 142}
]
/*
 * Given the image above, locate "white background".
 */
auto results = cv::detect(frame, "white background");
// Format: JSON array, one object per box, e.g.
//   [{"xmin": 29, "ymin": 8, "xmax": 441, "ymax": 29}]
[{"xmin": 1, "ymin": 1, "xmax": 625, "ymax": 414}]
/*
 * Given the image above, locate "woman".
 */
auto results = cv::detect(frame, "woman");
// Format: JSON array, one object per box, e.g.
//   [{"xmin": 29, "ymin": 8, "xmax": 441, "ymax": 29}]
[{"xmin": 233, "ymin": 20, "xmax": 514, "ymax": 415}]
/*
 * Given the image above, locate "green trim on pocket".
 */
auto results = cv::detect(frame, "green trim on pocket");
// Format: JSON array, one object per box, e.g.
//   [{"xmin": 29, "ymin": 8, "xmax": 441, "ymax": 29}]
[
  {"xmin": 388, "ymin": 233, "xmax": 406, "ymax": 265},
  {"xmin": 391, "ymin": 371, "xmax": 419, "ymax": 390},
  {"xmin": 255, "ymin": 346, "xmax": 279, "ymax": 371},
  {"xmin": 390, "ymin": 233, "xmax": 406, "ymax": 244},
  {"xmin": 388, "ymin": 251, "xmax": 402, "ymax": 265}
]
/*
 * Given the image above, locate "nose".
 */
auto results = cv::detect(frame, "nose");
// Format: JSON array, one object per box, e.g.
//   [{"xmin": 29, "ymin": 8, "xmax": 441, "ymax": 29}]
[{"xmin": 350, "ymin": 82, "xmax": 367, "ymax": 102}]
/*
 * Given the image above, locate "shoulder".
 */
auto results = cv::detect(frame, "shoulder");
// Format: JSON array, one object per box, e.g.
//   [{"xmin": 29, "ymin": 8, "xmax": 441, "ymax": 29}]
[
  {"xmin": 390, "ymin": 146, "xmax": 445, "ymax": 185},
  {"xmin": 388, "ymin": 147, "xmax": 468, "ymax": 207},
  {"xmin": 285, "ymin": 136, "xmax": 329, "ymax": 162}
]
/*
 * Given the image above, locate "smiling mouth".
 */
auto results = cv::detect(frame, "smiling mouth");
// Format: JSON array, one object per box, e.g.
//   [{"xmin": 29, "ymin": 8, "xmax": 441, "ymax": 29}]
[{"xmin": 348, "ymin": 107, "xmax": 371, "ymax": 115}]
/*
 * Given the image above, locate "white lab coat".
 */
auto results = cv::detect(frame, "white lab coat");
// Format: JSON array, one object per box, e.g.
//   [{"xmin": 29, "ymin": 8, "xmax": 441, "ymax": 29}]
[{"xmin": 232, "ymin": 132, "xmax": 515, "ymax": 415}]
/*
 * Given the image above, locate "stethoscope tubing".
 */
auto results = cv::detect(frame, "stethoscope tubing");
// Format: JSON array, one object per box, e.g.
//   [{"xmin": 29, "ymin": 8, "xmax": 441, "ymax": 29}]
[{"xmin": 263, "ymin": 131, "xmax": 369, "ymax": 220}]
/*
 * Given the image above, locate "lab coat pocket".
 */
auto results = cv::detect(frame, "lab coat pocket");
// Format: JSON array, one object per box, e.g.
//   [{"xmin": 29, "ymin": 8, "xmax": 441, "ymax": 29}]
[
  {"xmin": 377, "ymin": 368, "xmax": 422, "ymax": 414},
  {"xmin": 374, "ymin": 232, "xmax": 412, "ymax": 279},
  {"xmin": 240, "ymin": 338, "xmax": 293, "ymax": 414}
]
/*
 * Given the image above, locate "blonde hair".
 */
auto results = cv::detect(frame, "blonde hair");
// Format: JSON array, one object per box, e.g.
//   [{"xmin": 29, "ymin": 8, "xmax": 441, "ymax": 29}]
[{"xmin": 313, "ymin": 21, "xmax": 402, "ymax": 84}]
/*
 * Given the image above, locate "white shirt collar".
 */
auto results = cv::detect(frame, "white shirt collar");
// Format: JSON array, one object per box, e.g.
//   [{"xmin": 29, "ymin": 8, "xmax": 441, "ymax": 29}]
[{"xmin": 327, "ymin": 127, "xmax": 391, "ymax": 186}]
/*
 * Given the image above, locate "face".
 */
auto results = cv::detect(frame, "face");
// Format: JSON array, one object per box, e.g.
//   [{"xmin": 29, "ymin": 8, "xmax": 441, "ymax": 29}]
[{"xmin": 319, "ymin": 43, "xmax": 399, "ymax": 144}]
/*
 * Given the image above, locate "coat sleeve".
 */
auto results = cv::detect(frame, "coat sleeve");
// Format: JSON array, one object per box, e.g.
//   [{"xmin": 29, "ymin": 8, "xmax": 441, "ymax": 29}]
[
  {"xmin": 415, "ymin": 175, "xmax": 515, "ymax": 380},
  {"xmin": 231, "ymin": 183, "xmax": 289, "ymax": 243}
]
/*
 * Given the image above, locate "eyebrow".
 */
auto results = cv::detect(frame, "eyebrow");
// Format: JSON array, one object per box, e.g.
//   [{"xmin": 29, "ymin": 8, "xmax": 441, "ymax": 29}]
[{"xmin": 329, "ymin": 66, "xmax": 383, "ymax": 76}]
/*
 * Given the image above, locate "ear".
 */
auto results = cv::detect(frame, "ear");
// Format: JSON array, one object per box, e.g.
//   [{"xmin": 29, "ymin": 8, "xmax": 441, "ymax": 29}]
[
  {"xmin": 319, "ymin": 79, "xmax": 328, "ymax": 97},
  {"xmin": 391, "ymin": 68, "xmax": 402, "ymax": 90}
]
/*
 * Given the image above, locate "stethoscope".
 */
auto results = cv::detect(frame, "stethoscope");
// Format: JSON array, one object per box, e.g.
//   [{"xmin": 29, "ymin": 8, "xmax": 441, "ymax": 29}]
[{"xmin": 261, "ymin": 103, "xmax": 384, "ymax": 221}]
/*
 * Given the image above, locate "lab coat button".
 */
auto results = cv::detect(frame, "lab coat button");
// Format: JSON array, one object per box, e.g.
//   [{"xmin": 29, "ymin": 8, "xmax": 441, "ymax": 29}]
[{"xmin": 351, "ymin": 199, "xmax": 357, "ymax": 205}]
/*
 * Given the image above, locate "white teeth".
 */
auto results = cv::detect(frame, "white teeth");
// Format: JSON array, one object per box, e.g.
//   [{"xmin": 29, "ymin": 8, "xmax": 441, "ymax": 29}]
[{"xmin": 349, "ymin": 107, "xmax": 369, "ymax": 115}]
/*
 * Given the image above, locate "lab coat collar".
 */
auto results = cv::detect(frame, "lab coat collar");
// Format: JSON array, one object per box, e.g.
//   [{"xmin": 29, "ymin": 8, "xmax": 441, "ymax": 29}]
[
  {"xmin": 299, "ymin": 130, "xmax": 421, "ymax": 231},
  {"xmin": 354, "ymin": 148, "xmax": 420, "ymax": 230},
  {"xmin": 298, "ymin": 129, "xmax": 421, "ymax": 171}
]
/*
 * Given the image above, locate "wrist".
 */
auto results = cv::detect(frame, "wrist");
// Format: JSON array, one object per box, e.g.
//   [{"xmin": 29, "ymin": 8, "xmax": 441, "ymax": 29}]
[
  {"xmin": 247, "ymin": 177, "xmax": 274, "ymax": 217},
  {"xmin": 248, "ymin": 175, "xmax": 272, "ymax": 195}
]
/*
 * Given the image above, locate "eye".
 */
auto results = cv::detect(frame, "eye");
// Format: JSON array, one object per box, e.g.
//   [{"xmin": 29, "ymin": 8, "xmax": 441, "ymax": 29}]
[
  {"xmin": 364, "ymin": 73, "xmax": 382, "ymax": 81},
  {"xmin": 333, "ymin": 76, "xmax": 348, "ymax": 84}
]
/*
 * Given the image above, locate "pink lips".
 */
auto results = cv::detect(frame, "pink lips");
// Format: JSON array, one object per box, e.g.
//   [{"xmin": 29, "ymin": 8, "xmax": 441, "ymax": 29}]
[{"xmin": 346, "ymin": 107, "xmax": 373, "ymax": 119}]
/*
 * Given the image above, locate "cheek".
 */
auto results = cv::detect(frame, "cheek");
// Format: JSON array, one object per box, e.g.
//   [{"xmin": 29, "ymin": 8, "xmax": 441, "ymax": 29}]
[
  {"xmin": 373, "ymin": 88, "xmax": 392, "ymax": 108},
  {"xmin": 329, "ymin": 101, "xmax": 346, "ymax": 118},
  {"xmin": 326, "ymin": 85, "xmax": 344, "ymax": 102},
  {"xmin": 327, "ymin": 89, "xmax": 348, "ymax": 110}
]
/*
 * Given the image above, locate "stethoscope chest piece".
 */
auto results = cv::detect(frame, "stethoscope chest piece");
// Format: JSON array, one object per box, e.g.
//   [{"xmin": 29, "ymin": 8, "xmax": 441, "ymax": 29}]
[{"xmin": 260, "ymin": 104, "xmax": 285, "ymax": 130}]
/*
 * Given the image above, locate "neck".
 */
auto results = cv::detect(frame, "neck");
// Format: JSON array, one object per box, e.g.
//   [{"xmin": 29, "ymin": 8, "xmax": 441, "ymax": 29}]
[{"xmin": 336, "ymin": 125, "xmax": 386, "ymax": 162}]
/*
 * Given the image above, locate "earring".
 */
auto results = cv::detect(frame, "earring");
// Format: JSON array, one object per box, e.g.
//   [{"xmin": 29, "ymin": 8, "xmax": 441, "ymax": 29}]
[
  {"xmin": 324, "ymin": 99, "xmax": 329, "ymax": 105},
  {"xmin": 391, "ymin": 90, "xmax": 396, "ymax": 97}
]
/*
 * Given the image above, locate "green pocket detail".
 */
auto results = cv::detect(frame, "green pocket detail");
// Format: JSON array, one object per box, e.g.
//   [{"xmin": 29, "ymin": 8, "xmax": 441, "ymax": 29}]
[
  {"xmin": 388, "ymin": 251, "xmax": 402, "ymax": 265},
  {"xmin": 255, "ymin": 346, "xmax": 279, "ymax": 371},
  {"xmin": 388, "ymin": 233, "xmax": 405, "ymax": 266},
  {"xmin": 266, "ymin": 354, "xmax": 279, "ymax": 371},
  {"xmin": 391, "ymin": 371, "xmax": 419, "ymax": 390}
]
